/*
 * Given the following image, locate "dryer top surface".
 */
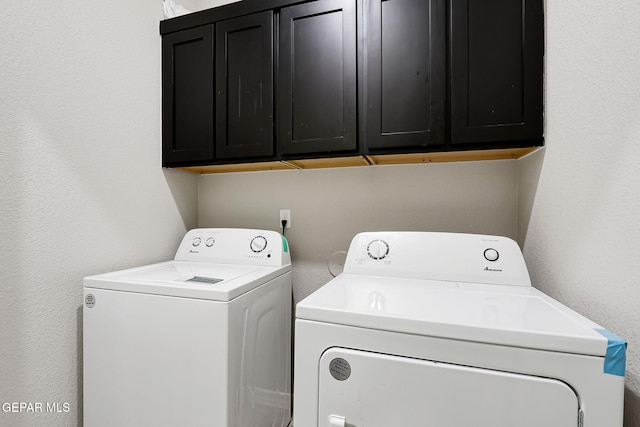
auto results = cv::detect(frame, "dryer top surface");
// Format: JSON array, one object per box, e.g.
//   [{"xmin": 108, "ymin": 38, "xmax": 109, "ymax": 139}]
[{"xmin": 296, "ymin": 274, "xmax": 607, "ymax": 356}]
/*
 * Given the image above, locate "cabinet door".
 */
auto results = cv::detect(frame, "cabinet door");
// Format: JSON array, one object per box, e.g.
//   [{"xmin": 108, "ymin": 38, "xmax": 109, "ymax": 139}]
[
  {"xmin": 162, "ymin": 26, "xmax": 214, "ymax": 166},
  {"xmin": 450, "ymin": 0, "xmax": 544, "ymax": 145},
  {"xmin": 216, "ymin": 12, "xmax": 274, "ymax": 159},
  {"xmin": 278, "ymin": 0, "xmax": 357, "ymax": 156},
  {"xmin": 364, "ymin": 0, "xmax": 446, "ymax": 151}
]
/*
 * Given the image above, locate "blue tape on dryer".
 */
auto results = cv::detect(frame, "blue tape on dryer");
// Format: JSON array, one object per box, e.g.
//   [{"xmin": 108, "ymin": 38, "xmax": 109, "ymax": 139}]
[{"xmin": 594, "ymin": 329, "xmax": 627, "ymax": 377}]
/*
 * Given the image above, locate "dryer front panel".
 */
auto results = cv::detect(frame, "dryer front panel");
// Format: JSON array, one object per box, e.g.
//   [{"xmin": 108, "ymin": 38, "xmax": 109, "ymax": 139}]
[{"xmin": 318, "ymin": 348, "xmax": 579, "ymax": 426}]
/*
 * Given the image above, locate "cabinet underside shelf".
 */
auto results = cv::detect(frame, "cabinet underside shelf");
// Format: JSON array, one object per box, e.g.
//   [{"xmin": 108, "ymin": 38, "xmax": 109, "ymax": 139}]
[{"xmin": 174, "ymin": 147, "xmax": 539, "ymax": 174}]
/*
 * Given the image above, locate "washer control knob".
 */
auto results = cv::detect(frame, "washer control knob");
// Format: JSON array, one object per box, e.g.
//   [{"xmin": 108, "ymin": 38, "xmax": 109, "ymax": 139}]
[
  {"xmin": 484, "ymin": 248, "xmax": 499, "ymax": 262},
  {"xmin": 192, "ymin": 237, "xmax": 202, "ymax": 247},
  {"xmin": 367, "ymin": 239, "xmax": 389, "ymax": 260},
  {"xmin": 250, "ymin": 236, "xmax": 268, "ymax": 253},
  {"xmin": 205, "ymin": 237, "xmax": 215, "ymax": 247}
]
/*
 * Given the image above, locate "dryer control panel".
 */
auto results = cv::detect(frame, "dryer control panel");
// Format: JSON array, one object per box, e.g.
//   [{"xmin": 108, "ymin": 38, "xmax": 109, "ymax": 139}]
[
  {"xmin": 174, "ymin": 228, "xmax": 291, "ymax": 267},
  {"xmin": 344, "ymin": 232, "xmax": 530, "ymax": 287}
]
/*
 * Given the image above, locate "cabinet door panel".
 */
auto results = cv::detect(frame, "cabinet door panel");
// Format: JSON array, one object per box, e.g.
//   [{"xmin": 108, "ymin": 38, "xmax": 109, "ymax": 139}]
[
  {"xmin": 162, "ymin": 26, "xmax": 214, "ymax": 166},
  {"xmin": 451, "ymin": 0, "xmax": 543, "ymax": 144},
  {"xmin": 216, "ymin": 12, "xmax": 274, "ymax": 159},
  {"xmin": 279, "ymin": 0, "xmax": 357, "ymax": 156},
  {"xmin": 365, "ymin": 0, "xmax": 446, "ymax": 150}
]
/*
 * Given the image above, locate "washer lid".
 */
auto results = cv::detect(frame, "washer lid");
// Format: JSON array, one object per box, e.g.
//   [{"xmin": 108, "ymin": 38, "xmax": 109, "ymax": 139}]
[
  {"xmin": 84, "ymin": 260, "xmax": 290, "ymax": 301},
  {"xmin": 296, "ymin": 274, "xmax": 608, "ymax": 357}
]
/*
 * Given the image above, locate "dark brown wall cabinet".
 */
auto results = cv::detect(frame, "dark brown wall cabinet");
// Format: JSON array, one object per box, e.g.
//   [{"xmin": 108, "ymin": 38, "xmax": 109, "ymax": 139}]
[
  {"xmin": 162, "ymin": 12, "xmax": 275, "ymax": 167},
  {"xmin": 363, "ymin": 0, "xmax": 446, "ymax": 151},
  {"xmin": 160, "ymin": 0, "xmax": 543, "ymax": 169},
  {"xmin": 450, "ymin": 0, "xmax": 544, "ymax": 145},
  {"xmin": 162, "ymin": 26, "xmax": 214, "ymax": 166},
  {"xmin": 278, "ymin": 0, "xmax": 357, "ymax": 156},
  {"xmin": 216, "ymin": 11, "xmax": 274, "ymax": 159}
]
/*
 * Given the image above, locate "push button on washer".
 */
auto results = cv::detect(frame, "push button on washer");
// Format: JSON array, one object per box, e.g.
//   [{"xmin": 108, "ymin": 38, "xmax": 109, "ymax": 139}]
[{"xmin": 484, "ymin": 248, "xmax": 499, "ymax": 262}]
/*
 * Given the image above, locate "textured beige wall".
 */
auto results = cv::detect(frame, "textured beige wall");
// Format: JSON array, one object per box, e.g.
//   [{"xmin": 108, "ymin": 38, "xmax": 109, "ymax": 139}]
[
  {"xmin": 519, "ymin": 0, "xmax": 640, "ymax": 424},
  {"xmin": 0, "ymin": 2, "xmax": 198, "ymax": 425}
]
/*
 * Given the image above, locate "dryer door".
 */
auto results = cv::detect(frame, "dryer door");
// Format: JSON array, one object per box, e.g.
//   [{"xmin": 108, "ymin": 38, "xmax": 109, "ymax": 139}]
[{"xmin": 318, "ymin": 348, "xmax": 579, "ymax": 427}]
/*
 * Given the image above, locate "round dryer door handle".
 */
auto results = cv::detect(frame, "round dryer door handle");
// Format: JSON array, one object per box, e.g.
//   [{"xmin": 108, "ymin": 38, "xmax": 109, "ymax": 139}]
[{"xmin": 328, "ymin": 415, "xmax": 346, "ymax": 427}]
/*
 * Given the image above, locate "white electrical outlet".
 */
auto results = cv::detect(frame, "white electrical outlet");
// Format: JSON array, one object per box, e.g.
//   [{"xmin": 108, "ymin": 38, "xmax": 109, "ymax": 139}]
[{"xmin": 280, "ymin": 209, "xmax": 291, "ymax": 228}]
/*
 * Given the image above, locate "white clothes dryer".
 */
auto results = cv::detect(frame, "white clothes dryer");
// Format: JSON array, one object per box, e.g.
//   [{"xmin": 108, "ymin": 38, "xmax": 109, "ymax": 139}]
[
  {"xmin": 294, "ymin": 232, "xmax": 626, "ymax": 427},
  {"xmin": 84, "ymin": 228, "xmax": 292, "ymax": 427}
]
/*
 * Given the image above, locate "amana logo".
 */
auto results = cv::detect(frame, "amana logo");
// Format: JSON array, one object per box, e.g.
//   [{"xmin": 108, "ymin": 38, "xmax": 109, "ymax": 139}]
[{"xmin": 484, "ymin": 267, "xmax": 503, "ymax": 272}]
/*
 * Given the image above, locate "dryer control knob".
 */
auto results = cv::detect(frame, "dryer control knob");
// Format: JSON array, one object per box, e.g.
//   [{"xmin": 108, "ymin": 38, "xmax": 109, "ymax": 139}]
[
  {"xmin": 367, "ymin": 239, "xmax": 389, "ymax": 260},
  {"xmin": 192, "ymin": 237, "xmax": 202, "ymax": 247},
  {"xmin": 250, "ymin": 236, "xmax": 268, "ymax": 253},
  {"xmin": 484, "ymin": 248, "xmax": 499, "ymax": 262}
]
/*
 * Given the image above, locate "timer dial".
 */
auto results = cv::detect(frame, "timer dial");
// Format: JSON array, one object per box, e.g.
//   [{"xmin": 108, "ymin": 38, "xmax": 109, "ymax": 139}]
[
  {"xmin": 367, "ymin": 239, "xmax": 389, "ymax": 260},
  {"xmin": 250, "ymin": 236, "xmax": 268, "ymax": 253}
]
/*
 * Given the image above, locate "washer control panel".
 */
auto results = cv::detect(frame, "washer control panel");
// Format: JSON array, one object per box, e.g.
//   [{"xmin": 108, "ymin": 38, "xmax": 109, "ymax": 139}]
[
  {"xmin": 345, "ymin": 232, "xmax": 530, "ymax": 287},
  {"xmin": 175, "ymin": 228, "xmax": 290, "ymax": 267}
]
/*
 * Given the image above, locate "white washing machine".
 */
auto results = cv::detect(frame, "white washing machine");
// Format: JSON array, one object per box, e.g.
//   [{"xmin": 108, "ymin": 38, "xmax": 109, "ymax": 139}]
[
  {"xmin": 83, "ymin": 228, "xmax": 292, "ymax": 427},
  {"xmin": 294, "ymin": 232, "xmax": 626, "ymax": 427}
]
